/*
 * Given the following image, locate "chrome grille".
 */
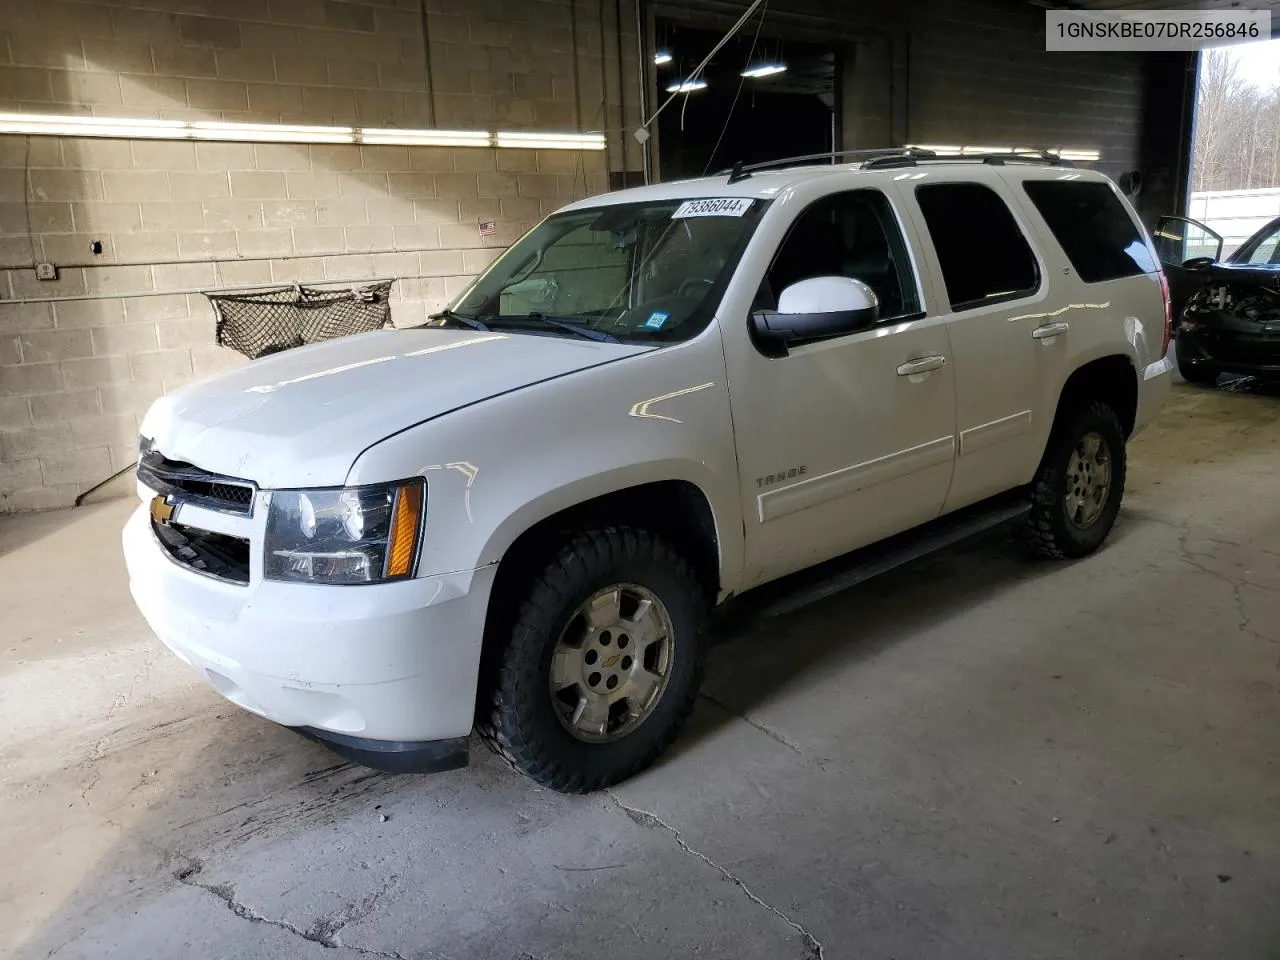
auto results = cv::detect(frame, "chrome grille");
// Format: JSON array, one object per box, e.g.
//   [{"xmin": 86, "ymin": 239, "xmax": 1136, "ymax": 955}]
[{"xmin": 138, "ymin": 451, "xmax": 256, "ymax": 517}]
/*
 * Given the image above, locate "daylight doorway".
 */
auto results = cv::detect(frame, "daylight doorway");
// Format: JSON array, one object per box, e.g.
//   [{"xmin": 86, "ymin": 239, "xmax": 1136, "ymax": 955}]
[{"xmin": 1189, "ymin": 39, "xmax": 1280, "ymax": 255}]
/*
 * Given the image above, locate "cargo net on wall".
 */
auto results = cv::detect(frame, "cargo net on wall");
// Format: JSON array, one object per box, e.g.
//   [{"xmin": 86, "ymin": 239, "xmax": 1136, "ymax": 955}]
[{"xmin": 207, "ymin": 281, "xmax": 394, "ymax": 360}]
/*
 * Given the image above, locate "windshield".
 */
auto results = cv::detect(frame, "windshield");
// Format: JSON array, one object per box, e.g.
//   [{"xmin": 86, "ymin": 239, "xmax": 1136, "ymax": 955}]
[{"xmin": 448, "ymin": 197, "xmax": 769, "ymax": 344}]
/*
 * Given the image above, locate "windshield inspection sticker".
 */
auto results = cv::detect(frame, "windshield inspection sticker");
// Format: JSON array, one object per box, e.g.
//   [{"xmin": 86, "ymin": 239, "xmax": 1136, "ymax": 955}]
[
  {"xmin": 644, "ymin": 311, "xmax": 670, "ymax": 330},
  {"xmin": 672, "ymin": 198, "xmax": 754, "ymax": 219}
]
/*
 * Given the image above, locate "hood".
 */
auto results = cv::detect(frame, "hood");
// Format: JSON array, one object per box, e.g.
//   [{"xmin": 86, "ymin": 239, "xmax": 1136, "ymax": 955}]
[
  {"xmin": 1210, "ymin": 261, "xmax": 1280, "ymax": 292},
  {"xmin": 141, "ymin": 328, "xmax": 652, "ymax": 488}
]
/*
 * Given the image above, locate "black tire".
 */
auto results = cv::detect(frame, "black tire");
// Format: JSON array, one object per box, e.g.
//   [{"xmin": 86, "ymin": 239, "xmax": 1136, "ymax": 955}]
[
  {"xmin": 1178, "ymin": 359, "xmax": 1219, "ymax": 385},
  {"xmin": 1023, "ymin": 401, "xmax": 1127, "ymax": 560},
  {"xmin": 479, "ymin": 527, "xmax": 708, "ymax": 793}
]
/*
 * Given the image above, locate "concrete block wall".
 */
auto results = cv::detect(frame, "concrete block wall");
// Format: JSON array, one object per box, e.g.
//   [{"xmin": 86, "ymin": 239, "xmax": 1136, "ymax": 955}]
[{"xmin": 0, "ymin": 0, "xmax": 639, "ymax": 512}]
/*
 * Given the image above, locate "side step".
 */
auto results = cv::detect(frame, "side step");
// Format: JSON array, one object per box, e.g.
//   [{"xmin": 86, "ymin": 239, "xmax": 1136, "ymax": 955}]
[{"xmin": 737, "ymin": 490, "xmax": 1031, "ymax": 620}]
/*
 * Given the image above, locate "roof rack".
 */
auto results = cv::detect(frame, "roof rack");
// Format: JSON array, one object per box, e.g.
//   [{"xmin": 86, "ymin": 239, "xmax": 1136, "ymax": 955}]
[
  {"xmin": 863, "ymin": 149, "xmax": 1073, "ymax": 169},
  {"xmin": 720, "ymin": 147, "xmax": 1072, "ymax": 182},
  {"xmin": 722, "ymin": 148, "xmax": 928, "ymax": 181}
]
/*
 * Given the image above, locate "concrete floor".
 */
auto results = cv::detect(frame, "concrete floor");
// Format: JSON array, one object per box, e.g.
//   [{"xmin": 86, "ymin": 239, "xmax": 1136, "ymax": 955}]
[{"xmin": 3, "ymin": 377, "xmax": 1280, "ymax": 960}]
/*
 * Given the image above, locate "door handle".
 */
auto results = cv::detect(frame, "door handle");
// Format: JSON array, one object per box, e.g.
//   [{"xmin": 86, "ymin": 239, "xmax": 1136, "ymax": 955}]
[
  {"xmin": 896, "ymin": 355, "xmax": 947, "ymax": 377},
  {"xmin": 1032, "ymin": 321, "xmax": 1070, "ymax": 340}
]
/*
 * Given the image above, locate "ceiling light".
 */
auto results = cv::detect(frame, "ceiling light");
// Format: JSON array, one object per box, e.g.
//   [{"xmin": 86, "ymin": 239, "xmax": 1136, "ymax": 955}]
[
  {"xmin": 666, "ymin": 79, "xmax": 707, "ymax": 93},
  {"xmin": 654, "ymin": 51, "xmax": 673, "ymax": 65},
  {"xmin": 741, "ymin": 63, "xmax": 787, "ymax": 78}
]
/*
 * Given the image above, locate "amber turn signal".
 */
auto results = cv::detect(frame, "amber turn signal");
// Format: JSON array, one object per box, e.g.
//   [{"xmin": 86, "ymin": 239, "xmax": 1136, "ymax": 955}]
[{"xmin": 385, "ymin": 482, "xmax": 424, "ymax": 578}]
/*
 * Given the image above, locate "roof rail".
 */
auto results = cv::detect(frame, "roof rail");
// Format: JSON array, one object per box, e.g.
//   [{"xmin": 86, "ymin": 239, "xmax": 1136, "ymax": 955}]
[
  {"xmin": 717, "ymin": 147, "xmax": 931, "ymax": 179},
  {"xmin": 862, "ymin": 150, "xmax": 1073, "ymax": 169},
  {"xmin": 716, "ymin": 147, "xmax": 1073, "ymax": 180}
]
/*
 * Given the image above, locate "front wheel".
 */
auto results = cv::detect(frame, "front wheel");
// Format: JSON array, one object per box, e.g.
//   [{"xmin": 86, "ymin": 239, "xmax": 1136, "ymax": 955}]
[
  {"xmin": 1023, "ymin": 401, "xmax": 1127, "ymax": 560},
  {"xmin": 480, "ymin": 527, "xmax": 708, "ymax": 793}
]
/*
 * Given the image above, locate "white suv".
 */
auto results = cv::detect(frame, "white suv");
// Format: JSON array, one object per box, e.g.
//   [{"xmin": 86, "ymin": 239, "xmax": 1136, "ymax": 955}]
[{"xmin": 124, "ymin": 152, "xmax": 1172, "ymax": 792}]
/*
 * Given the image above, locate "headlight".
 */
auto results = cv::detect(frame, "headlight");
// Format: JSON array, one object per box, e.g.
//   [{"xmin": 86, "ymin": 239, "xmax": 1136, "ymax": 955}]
[{"xmin": 264, "ymin": 479, "xmax": 425, "ymax": 585}]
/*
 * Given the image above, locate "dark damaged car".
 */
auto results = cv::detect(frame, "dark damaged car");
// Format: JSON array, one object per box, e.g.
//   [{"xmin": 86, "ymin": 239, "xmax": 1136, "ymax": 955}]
[{"xmin": 1155, "ymin": 214, "xmax": 1280, "ymax": 384}]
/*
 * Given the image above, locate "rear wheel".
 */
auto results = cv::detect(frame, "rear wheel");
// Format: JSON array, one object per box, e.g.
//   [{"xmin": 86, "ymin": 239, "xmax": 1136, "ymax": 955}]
[
  {"xmin": 480, "ymin": 527, "xmax": 708, "ymax": 793},
  {"xmin": 1178, "ymin": 359, "xmax": 1219, "ymax": 385},
  {"xmin": 1024, "ymin": 401, "xmax": 1127, "ymax": 560}
]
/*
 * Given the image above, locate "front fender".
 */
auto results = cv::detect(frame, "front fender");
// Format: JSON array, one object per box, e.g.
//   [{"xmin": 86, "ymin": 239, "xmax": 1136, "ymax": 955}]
[{"xmin": 346, "ymin": 332, "xmax": 746, "ymax": 596}]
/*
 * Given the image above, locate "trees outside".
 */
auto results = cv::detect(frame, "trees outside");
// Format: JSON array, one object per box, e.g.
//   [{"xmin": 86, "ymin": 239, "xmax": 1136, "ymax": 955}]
[{"xmin": 1193, "ymin": 47, "xmax": 1280, "ymax": 191}]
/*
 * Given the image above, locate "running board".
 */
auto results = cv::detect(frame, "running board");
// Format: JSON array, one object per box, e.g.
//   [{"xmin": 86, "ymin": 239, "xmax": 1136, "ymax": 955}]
[{"xmin": 737, "ymin": 490, "xmax": 1031, "ymax": 620}]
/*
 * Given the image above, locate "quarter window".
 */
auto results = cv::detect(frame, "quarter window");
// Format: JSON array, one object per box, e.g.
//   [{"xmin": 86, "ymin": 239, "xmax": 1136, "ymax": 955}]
[
  {"xmin": 915, "ymin": 183, "xmax": 1039, "ymax": 310},
  {"xmin": 758, "ymin": 190, "xmax": 921, "ymax": 319},
  {"xmin": 1023, "ymin": 180, "xmax": 1155, "ymax": 282}
]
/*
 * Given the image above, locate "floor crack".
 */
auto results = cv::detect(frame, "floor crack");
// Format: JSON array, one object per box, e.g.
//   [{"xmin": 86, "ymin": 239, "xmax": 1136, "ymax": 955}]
[
  {"xmin": 700, "ymin": 692, "xmax": 804, "ymax": 755},
  {"xmin": 1176, "ymin": 527, "xmax": 1278, "ymax": 644},
  {"xmin": 607, "ymin": 794, "xmax": 823, "ymax": 959},
  {"xmin": 174, "ymin": 857, "xmax": 409, "ymax": 958}
]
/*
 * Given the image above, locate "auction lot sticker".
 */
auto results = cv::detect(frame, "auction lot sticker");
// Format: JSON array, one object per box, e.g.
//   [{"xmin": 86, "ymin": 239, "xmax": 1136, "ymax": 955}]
[{"xmin": 672, "ymin": 198, "xmax": 754, "ymax": 218}]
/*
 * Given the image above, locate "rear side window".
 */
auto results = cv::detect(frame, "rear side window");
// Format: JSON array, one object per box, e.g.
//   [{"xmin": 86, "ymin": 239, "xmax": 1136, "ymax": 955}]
[
  {"xmin": 1023, "ymin": 180, "xmax": 1156, "ymax": 282},
  {"xmin": 915, "ymin": 183, "xmax": 1039, "ymax": 310}
]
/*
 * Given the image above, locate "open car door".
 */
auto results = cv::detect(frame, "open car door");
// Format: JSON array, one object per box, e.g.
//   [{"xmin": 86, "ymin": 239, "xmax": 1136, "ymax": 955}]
[{"xmin": 1154, "ymin": 216, "xmax": 1224, "ymax": 323}]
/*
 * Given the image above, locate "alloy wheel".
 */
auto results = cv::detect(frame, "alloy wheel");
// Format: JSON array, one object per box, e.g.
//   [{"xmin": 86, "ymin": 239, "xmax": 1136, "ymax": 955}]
[
  {"xmin": 549, "ymin": 584, "xmax": 674, "ymax": 743},
  {"xmin": 1064, "ymin": 430, "xmax": 1112, "ymax": 529}
]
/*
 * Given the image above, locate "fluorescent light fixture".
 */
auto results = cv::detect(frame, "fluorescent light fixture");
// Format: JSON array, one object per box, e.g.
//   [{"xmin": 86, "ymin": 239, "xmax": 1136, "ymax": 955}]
[
  {"xmin": 741, "ymin": 63, "xmax": 787, "ymax": 78},
  {"xmin": 191, "ymin": 120, "xmax": 354, "ymax": 143},
  {"xmin": 0, "ymin": 112, "xmax": 608, "ymax": 152},
  {"xmin": 361, "ymin": 128, "xmax": 491, "ymax": 147},
  {"xmin": 495, "ymin": 131, "xmax": 606, "ymax": 151},
  {"xmin": 654, "ymin": 51, "xmax": 673, "ymax": 65},
  {"xmin": 907, "ymin": 142, "xmax": 1101, "ymax": 161},
  {"xmin": 666, "ymin": 79, "xmax": 708, "ymax": 93},
  {"xmin": 1051, "ymin": 147, "xmax": 1101, "ymax": 161},
  {"xmin": 0, "ymin": 112, "xmax": 188, "ymax": 139}
]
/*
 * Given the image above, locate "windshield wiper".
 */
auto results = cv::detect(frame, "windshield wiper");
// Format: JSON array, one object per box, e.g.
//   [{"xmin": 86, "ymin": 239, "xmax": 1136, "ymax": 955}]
[
  {"xmin": 428, "ymin": 309, "xmax": 490, "ymax": 331},
  {"xmin": 487, "ymin": 313, "xmax": 620, "ymax": 343}
]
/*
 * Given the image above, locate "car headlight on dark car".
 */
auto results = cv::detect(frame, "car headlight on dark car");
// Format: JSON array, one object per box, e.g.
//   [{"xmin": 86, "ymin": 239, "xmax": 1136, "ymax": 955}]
[{"xmin": 264, "ymin": 479, "xmax": 425, "ymax": 584}]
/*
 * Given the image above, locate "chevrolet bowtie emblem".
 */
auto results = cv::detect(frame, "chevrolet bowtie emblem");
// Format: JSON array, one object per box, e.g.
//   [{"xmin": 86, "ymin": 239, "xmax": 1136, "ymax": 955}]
[{"xmin": 150, "ymin": 495, "xmax": 176, "ymax": 525}]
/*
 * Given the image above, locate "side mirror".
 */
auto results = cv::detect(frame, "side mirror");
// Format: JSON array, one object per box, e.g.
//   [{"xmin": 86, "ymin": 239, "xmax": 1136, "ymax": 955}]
[
  {"xmin": 751, "ymin": 276, "xmax": 879, "ymax": 351},
  {"xmin": 1181, "ymin": 256, "xmax": 1215, "ymax": 271}
]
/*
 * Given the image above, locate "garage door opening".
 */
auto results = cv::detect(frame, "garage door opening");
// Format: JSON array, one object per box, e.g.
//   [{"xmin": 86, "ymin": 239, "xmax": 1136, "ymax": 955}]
[
  {"xmin": 653, "ymin": 21, "xmax": 837, "ymax": 181},
  {"xmin": 1188, "ymin": 39, "xmax": 1280, "ymax": 256}
]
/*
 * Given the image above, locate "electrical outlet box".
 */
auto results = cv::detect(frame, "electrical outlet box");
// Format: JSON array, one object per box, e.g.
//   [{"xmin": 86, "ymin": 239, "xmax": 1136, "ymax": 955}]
[{"xmin": 34, "ymin": 262, "xmax": 57, "ymax": 281}]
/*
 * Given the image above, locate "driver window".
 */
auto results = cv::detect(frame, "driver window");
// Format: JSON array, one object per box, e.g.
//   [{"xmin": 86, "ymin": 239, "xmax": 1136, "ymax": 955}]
[
  {"xmin": 1244, "ymin": 223, "xmax": 1280, "ymax": 266},
  {"xmin": 1153, "ymin": 217, "xmax": 1222, "ymax": 265},
  {"xmin": 757, "ymin": 190, "xmax": 920, "ymax": 319}
]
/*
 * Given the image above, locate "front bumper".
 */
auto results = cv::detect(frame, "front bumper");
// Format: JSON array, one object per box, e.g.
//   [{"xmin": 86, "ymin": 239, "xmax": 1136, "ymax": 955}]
[
  {"xmin": 123, "ymin": 504, "xmax": 496, "ymax": 753},
  {"xmin": 1177, "ymin": 328, "xmax": 1280, "ymax": 375}
]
